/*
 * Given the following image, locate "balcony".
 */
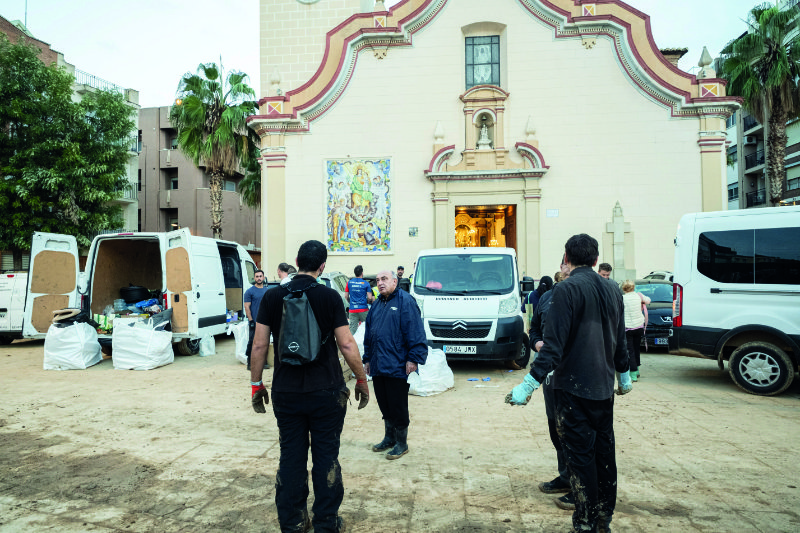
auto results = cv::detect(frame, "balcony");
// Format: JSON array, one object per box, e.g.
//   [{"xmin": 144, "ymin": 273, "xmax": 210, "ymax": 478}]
[
  {"xmin": 745, "ymin": 150, "xmax": 765, "ymax": 169},
  {"xmin": 743, "ymin": 114, "xmax": 760, "ymax": 132},
  {"xmin": 746, "ymin": 189, "xmax": 766, "ymax": 207}
]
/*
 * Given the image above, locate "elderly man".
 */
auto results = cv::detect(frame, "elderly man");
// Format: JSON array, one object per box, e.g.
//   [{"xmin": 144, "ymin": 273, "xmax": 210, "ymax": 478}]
[{"xmin": 362, "ymin": 269, "xmax": 427, "ymax": 460}]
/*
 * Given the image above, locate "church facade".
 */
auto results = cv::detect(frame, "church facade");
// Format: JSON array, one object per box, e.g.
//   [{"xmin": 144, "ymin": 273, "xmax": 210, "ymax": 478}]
[{"xmin": 250, "ymin": 0, "xmax": 739, "ymax": 280}]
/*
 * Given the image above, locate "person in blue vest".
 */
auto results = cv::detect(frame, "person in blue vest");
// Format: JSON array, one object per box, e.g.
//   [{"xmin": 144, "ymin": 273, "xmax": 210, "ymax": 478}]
[
  {"xmin": 362, "ymin": 269, "xmax": 428, "ymax": 460},
  {"xmin": 345, "ymin": 265, "xmax": 373, "ymax": 333}
]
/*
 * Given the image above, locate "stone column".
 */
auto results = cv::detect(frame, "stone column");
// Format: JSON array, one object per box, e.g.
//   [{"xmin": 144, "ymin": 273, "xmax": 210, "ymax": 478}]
[
  {"xmin": 432, "ymin": 188, "xmax": 450, "ymax": 248},
  {"xmin": 522, "ymin": 186, "xmax": 541, "ymax": 278}
]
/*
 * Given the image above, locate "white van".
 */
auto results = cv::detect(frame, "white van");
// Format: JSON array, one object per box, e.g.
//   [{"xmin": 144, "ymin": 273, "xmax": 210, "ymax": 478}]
[
  {"xmin": 410, "ymin": 247, "xmax": 530, "ymax": 369},
  {"xmin": 669, "ymin": 205, "xmax": 800, "ymax": 395},
  {"xmin": 0, "ymin": 272, "xmax": 28, "ymax": 345},
  {"xmin": 23, "ymin": 230, "xmax": 257, "ymax": 354}
]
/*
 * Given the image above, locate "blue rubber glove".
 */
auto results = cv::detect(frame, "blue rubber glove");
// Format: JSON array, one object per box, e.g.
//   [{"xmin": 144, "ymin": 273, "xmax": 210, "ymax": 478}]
[
  {"xmin": 505, "ymin": 374, "xmax": 541, "ymax": 406},
  {"xmin": 617, "ymin": 371, "xmax": 633, "ymax": 395}
]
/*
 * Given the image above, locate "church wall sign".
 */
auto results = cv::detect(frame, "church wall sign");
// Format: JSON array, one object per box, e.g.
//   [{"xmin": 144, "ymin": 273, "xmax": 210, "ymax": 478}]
[{"xmin": 326, "ymin": 158, "xmax": 392, "ymax": 253}]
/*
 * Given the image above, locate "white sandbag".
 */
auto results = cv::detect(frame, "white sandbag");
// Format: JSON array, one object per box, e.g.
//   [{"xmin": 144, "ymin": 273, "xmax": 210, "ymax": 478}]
[
  {"xmin": 354, "ymin": 321, "xmax": 366, "ymax": 357},
  {"xmin": 112, "ymin": 323, "xmax": 174, "ymax": 370},
  {"xmin": 199, "ymin": 335, "xmax": 216, "ymax": 356},
  {"xmin": 407, "ymin": 347, "xmax": 454, "ymax": 397},
  {"xmin": 226, "ymin": 320, "xmax": 249, "ymax": 365},
  {"xmin": 43, "ymin": 323, "xmax": 102, "ymax": 370}
]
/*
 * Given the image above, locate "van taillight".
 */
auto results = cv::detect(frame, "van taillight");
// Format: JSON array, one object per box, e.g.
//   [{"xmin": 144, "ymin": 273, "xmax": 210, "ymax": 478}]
[
  {"xmin": 672, "ymin": 283, "xmax": 683, "ymax": 327},
  {"xmin": 163, "ymin": 293, "xmax": 169, "ymax": 310}
]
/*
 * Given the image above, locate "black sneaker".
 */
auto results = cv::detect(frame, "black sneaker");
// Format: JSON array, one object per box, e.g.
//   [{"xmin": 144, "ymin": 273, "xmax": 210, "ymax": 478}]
[
  {"xmin": 554, "ymin": 492, "xmax": 576, "ymax": 510},
  {"xmin": 538, "ymin": 477, "xmax": 571, "ymax": 494}
]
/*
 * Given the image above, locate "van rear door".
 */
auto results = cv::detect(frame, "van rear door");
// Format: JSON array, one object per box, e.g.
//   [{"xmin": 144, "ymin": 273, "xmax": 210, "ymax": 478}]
[
  {"xmin": 190, "ymin": 236, "xmax": 227, "ymax": 332},
  {"xmin": 23, "ymin": 232, "xmax": 80, "ymax": 337},
  {"xmin": 165, "ymin": 229, "xmax": 196, "ymax": 336}
]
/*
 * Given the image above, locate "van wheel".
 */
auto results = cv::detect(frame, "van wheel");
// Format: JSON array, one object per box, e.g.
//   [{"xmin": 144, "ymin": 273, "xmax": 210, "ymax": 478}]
[
  {"xmin": 0, "ymin": 335, "xmax": 13, "ymax": 345},
  {"xmin": 729, "ymin": 341, "xmax": 794, "ymax": 396},
  {"xmin": 176, "ymin": 338, "xmax": 200, "ymax": 355},
  {"xmin": 506, "ymin": 334, "xmax": 531, "ymax": 370}
]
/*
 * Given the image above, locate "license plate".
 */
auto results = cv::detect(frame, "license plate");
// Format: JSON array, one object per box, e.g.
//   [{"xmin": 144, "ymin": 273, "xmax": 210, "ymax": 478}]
[
  {"xmin": 444, "ymin": 345, "xmax": 476, "ymax": 354},
  {"xmin": 655, "ymin": 338, "xmax": 668, "ymax": 345}
]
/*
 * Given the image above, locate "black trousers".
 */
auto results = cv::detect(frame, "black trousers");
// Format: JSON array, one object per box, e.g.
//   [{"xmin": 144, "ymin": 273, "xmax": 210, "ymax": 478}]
[
  {"xmin": 272, "ymin": 387, "xmax": 348, "ymax": 533},
  {"xmin": 543, "ymin": 380, "xmax": 569, "ymax": 482},
  {"xmin": 626, "ymin": 328, "xmax": 643, "ymax": 371},
  {"xmin": 555, "ymin": 389, "xmax": 616, "ymax": 531},
  {"xmin": 372, "ymin": 375, "xmax": 410, "ymax": 429}
]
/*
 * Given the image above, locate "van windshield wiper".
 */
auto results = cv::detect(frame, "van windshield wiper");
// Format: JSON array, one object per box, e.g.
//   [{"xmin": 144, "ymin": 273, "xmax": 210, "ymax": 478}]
[{"xmin": 416, "ymin": 286, "xmax": 467, "ymax": 295}]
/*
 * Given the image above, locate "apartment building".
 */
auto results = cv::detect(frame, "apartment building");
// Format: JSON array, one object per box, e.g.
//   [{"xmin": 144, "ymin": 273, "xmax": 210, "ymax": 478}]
[{"xmin": 138, "ymin": 107, "xmax": 261, "ymax": 250}]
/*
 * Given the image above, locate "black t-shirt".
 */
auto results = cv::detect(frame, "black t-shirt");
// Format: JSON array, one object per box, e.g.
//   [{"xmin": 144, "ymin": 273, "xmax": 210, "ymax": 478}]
[{"xmin": 256, "ymin": 274, "xmax": 348, "ymax": 393}]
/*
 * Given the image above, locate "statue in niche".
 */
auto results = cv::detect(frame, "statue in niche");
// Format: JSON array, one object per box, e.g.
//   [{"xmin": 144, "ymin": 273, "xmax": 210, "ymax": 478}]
[{"xmin": 477, "ymin": 117, "xmax": 493, "ymax": 150}]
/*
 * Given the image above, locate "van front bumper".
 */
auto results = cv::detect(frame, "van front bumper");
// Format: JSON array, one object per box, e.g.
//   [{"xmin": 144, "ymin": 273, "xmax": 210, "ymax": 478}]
[{"xmin": 427, "ymin": 316, "xmax": 525, "ymax": 361}]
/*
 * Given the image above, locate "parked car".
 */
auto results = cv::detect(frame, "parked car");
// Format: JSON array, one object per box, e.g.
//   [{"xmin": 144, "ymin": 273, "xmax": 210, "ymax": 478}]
[
  {"xmin": 634, "ymin": 279, "xmax": 673, "ymax": 349},
  {"xmin": 318, "ymin": 271, "xmax": 349, "ymax": 311},
  {"xmin": 642, "ymin": 270, "xmax": 673, "ymax": 282}
]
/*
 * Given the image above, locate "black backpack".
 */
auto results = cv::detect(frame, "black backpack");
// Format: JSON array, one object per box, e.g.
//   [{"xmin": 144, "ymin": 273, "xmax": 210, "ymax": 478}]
[{"xmin": 278, "ymin": 282, "xmax": 329, "ymax": 366}]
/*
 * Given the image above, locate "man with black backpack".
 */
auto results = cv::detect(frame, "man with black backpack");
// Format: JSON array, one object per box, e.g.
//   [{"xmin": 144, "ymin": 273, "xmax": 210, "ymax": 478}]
[{"xmin": 249, "ymin": 240, "xmax": 369, "ymax": 533}]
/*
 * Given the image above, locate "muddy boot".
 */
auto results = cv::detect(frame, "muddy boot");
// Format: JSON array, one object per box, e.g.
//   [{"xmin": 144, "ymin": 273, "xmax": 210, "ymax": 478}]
[
  {"xmin": 372, "ymin": 420, "xmax": 396, "ymax": 452},
  {"xmin": 386, "ymin": 426, "xmax": 409, "ymax": 460}
]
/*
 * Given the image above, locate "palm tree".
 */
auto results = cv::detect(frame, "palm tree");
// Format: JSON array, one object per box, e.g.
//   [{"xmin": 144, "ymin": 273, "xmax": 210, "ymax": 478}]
[
  {"xmin": 170, "ymin": 62, "xmax": 259, "ymax": 238},
  {"xmin": 238, "ymin": 151, "xmax": 261, "ymax": 209},
  {"xmin": 720, "ymin": 3, "xmax": 800, "ymax": 206}
]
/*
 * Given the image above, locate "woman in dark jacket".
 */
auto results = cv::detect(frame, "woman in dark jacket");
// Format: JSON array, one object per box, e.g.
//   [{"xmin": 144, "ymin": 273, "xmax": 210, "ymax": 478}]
[{"xmin": 523, "ymin": 276, "xmax": 554, "ymax": 325}]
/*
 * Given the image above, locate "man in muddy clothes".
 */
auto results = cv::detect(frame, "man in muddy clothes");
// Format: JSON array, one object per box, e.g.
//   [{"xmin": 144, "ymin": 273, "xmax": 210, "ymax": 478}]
[
  {"xmin": 249, "ymin": 240, "xmax": 369, "ymax": 533},
  {"xmin": 506, "ymin": 234, "xmax": 632, "ymax": 532},
  {"xmin": 362, "ymin": 269, "xmax": 427, "ymax": 460}
]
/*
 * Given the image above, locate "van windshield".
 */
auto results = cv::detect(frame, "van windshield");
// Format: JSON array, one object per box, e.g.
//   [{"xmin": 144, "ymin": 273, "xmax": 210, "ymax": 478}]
[{"xmin": 414, "ymin": 254, "xmax": 514, "ymax": 295}]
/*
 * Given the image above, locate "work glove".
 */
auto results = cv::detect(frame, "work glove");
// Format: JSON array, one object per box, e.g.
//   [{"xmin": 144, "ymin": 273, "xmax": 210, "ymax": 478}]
[
  {"xmin": 616, "ymin": 371, "xmax": 633, "ymax": 395},
  {"xmin": 251, "ymin": 382, "xmax": 269, "ymax": 413},
  {"xmin": 505, "ymin": 374, "xmax": 540, "ymax": 406},
  {"xmin": 354, "ymin": 379, "xmax": 370, "ymax": 409}
]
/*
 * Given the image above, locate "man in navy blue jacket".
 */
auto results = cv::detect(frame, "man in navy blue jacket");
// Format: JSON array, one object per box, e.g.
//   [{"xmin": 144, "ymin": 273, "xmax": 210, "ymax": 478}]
[{"xmin": 363, "ymin": 269, "xmax": 428, "ymax": 460}]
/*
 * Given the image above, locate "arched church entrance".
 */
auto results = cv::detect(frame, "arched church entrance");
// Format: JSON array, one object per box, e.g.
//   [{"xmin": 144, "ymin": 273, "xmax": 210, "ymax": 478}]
[{"xmin": 454, "ymin": 205, "xmax": 517, "ymax": 251}]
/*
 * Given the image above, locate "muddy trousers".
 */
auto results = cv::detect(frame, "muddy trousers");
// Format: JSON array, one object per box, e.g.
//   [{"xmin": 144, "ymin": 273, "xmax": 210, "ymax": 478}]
[
  {"xmin": 555, "ymin": 390, "xmax": 616, "ymax": 532},
  {"xmin": 543, "ymin": 381, "xmax": 568, "ymax": 483},
  {"xmin": 272, "ymin": 388, "xmax": 348, "ymax": 533},
  {"xmin": 372, "ymin": 376, "xmax": 410, "ymax": 429}
]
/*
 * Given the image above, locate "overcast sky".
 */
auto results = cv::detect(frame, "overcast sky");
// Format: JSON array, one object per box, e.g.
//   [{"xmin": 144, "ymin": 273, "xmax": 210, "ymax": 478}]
[{"xmin": 1, "ymin": 0, "xmax": 762, "ymax": 108}]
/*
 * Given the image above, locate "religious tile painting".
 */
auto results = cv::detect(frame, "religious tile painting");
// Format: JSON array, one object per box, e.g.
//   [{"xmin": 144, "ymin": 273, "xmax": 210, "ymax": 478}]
[{"xmin": 326, "ymin": 158, "xmax": 391, "ymax": 252}]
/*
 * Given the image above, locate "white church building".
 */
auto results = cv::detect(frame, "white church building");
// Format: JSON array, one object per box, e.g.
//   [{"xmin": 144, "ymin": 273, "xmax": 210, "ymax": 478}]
[{"xmin": 249, "ymin": 0, "xmax": 739, "ymax": 280}]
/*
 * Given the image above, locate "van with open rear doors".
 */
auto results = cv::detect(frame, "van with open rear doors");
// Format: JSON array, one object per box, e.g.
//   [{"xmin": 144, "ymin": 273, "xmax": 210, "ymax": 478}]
[
  {"xmin": 669, "ymin": 205, "xmax": 800, "ymax": 395},
  {"xmin": 23, "ymin": 230, "xmax": 257, "ymax": 354}
]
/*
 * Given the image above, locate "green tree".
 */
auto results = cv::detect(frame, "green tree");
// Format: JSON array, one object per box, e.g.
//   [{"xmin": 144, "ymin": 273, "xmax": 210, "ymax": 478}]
[
  {"xmin": 720, "ymin": 3, "xmax": 800, "ymax": 206},
  {"xmin": 170, "ymin": 63, "xmax": 259, "ymax": 239},
  {"xmin": 0, "ymin": 36, "xmax": 135, "ymax": 268},
  {"xmin": 238, "ymin": 151, "xmax": 261, "ymax": 209}
]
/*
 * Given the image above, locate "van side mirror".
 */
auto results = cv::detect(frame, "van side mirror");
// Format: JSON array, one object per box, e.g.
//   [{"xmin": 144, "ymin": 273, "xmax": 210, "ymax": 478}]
[{"xmin": 520, "ymin": 276, "xmax": 535, "ymax": 293}]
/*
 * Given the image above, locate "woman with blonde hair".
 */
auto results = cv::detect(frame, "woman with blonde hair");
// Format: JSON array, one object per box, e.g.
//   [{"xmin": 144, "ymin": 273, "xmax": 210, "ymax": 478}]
[{"xmin": 621, "ymin": 280, "xmax": 650, "ymax": 381}]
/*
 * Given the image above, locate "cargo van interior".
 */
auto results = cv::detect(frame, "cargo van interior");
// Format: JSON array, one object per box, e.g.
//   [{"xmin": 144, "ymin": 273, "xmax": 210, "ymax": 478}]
[
  {"xmin": 218, "ymin": 244, "xmax": 244, "ymax": 315},
  {"xmin": 90, "ymin": 237, "xmax": 162, "ymax": 315}
]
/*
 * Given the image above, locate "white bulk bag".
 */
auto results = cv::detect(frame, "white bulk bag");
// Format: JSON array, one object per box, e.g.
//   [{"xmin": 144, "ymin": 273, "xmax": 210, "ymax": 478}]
[
  {"xmin": 354, "ymin": 322, "xmax": 366, "ymax": 357},
  {"xmin": 227, "ymin": 320, "xmax": 249, "ymax": 365},
  {"xmin": 112, "ymin": 323, "xmax": 174, "ymax": 370},
  {"xmin": 199, "ymin": 335, "xmax": 216, "ymax": 356},
  {"xmin": 43, "ymin": 323, "xmax": 102, "ymax": 370},
  {"xmin": 407, "ymin": 347, "xmax": 454, "ymax": 397}
]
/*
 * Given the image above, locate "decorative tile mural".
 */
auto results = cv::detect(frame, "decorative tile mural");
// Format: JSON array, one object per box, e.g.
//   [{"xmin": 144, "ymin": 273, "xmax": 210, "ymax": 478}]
[{"xmin": 326, "ymin": 158, "xmax": 391, "ymax": 253}]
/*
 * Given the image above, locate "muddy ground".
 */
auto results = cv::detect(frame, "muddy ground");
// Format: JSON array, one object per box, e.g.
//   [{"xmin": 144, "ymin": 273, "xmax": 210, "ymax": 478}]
[{"xmin": 1, "ymin": 336, "xmax": 799, "ymax": 532}]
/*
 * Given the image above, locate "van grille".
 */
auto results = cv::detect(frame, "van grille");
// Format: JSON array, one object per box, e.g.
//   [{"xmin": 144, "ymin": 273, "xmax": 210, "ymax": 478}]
[{"xmin": 429, "ymin": 320, "xmax": 491, "ymax": 339}]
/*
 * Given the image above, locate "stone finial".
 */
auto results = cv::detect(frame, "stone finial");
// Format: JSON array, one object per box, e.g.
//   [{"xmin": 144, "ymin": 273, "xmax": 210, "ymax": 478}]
[
  {"xmin": 270, "ymin": 68, "xmax": 282, "ymax": 96},
  {"xmin": 374, "ymin": 0, "xmax": 386, "ymax": 11},
  {"xmin": 697, "ymin": 46, "xmax": 716, "ymax": 79},
  {"xmin": 525, "ymin": 116, "xmax": 536, "ymax": 141},
  {"xmin": 434, "ymin": 121, "xmax": 445, "ymax": 142}
]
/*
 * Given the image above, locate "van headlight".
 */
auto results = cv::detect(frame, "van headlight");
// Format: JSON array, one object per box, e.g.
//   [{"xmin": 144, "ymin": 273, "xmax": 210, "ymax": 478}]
[
  {"xmin": 498, "ymin": 293, "xmax": 518, "ymax": 315},
  {"xmin": 413, "ymin": 296, "xmax": 424, "ymax": 316}
]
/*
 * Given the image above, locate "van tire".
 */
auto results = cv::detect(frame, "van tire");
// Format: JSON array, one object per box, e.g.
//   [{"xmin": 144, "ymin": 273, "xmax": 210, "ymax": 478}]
[
  {"xmin": 506, "ymin": 334, "xmax": 531, "ymax": 370},
  {"xmin": 0, "ymin": 335, "xmax": 14, "ymax": 345},
  {"xmin": 728, "ymin": 341, "xmax": 794, "ymax": 396},
  {"xmin": 176, "ymin": 338, "xmax": 200, "ymax": 355}
]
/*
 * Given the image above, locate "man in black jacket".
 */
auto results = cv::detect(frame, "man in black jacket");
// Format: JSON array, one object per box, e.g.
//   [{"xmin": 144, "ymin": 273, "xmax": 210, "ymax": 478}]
[{"xmin": 506, "ymin": 234, "xmax": 632, "ymax": 533}]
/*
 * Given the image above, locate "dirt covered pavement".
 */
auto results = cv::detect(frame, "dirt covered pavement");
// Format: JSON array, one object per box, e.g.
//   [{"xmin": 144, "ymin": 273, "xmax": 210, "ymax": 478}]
[{"xmin": 1, "ymin": 336, "xmax": 799, "ymax": 533}]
